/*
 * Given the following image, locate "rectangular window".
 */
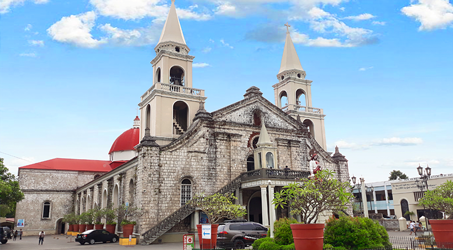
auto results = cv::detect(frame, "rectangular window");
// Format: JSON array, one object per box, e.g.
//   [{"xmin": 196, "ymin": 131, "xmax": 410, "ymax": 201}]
[
  {"xmin": 42, "ymin": 202, "xmax": 51, "ymax": 219},
  {"xmin": 258, "ymin": 153, "xmax": 262, "ymax": 168},
  {"xmin": 181, "ymin": 184, "xmax": 192, "ymax": 206}
]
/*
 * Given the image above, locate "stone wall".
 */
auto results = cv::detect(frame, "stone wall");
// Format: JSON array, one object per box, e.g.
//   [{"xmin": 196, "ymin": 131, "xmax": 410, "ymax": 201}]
[{"xmin": 378, "ymin": 219, "xmax": 399, "ymax": 231}]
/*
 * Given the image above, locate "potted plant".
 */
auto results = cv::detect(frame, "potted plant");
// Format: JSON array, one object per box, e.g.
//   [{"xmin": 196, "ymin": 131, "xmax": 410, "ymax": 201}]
[
  {"xmin": 63, "ymin": 213, "xmax": 76, "ymax": 232},
  {"xmin": 93, "ymin": 206, "xmax": 104, "ymax": 230},
  {"xmin": 188, "ymin": 193, "xmax": 246, "ymax": 249},
  {"xmin": 103, "ymin": 207, "xmax": 117, "ymax": 234},
  {"xmin": 85, "ymin": 209, "xmax": 95, "ymax": 230},
  {"xmin": 117, "ymin": 204, "xmax": 140, "ymax": 238},
  {"xmin": 273, "ymin": 170, "xmax": 354, "ymax": 250},
  {"xmin": 73, "ymin": 214, "xmax": 80, "ymax": 232},
  {"xmin": 79, "ymin": 212, "xmax": 88, "ymax": 233},
  {"xmin": 418, "ymin": 180, "xmax": 453, "ymax": 248}
]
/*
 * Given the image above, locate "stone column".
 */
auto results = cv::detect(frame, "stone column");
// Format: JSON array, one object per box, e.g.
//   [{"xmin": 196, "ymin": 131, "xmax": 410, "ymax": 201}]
[
  {"xmin": 89, "ymin": 187, "xmax": 94, "ymax": 210},
  {"xmin": 260, "ymin": 185, "xmax": 269, "ymax": 227},
  {"xmin": 361, "ymin": 182, "xmax": 369, "ymax": 218},
  {"xmin": 107, "ymin": 178, "xmax": 114, "ymax": 208},
  {"xmin": 268, "ymin": 184, "xmax": 276, "ymax": 238},
  {"xmin": 384, "ymin": 183, "xmax": 390, "ymax": 216},
  {"xmin": 97, "ymin": 183, "xmax": 102, "ymax": 208}
]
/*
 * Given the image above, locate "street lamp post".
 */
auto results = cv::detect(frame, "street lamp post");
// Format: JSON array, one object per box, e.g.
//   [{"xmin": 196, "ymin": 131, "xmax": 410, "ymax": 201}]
[
  {"xmin": 416, "ymin": 165, "xmax": 432, "ymax": 227},
  {"xmin": 367, "ymin": 186, "xmax": 375, "ymax": 214},
  {"xmin": 351, "ymin": 176, "xmax": 363, "ymax": 216}
]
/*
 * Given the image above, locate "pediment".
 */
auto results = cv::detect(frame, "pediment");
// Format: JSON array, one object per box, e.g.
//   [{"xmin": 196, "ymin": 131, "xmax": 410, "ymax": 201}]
[{"xmin": 211, "ymin": 95, "xmax": 303, "ymax": 131}]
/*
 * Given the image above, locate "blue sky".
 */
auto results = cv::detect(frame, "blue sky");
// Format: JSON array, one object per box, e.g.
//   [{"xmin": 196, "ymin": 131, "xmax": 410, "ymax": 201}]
[{"xmin": 1, "ymin": 0, "xmax": 452, "ymax": 182}]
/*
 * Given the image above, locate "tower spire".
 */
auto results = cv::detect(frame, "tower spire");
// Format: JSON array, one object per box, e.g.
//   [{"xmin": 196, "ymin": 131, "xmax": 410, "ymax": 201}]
[
  {"xmin": 279, "ymin": 23, "xmax": 304, "ymax": 74},
  {"xmin": 158, "ymin": 0, "xmax": 186, "ymax": 45}
]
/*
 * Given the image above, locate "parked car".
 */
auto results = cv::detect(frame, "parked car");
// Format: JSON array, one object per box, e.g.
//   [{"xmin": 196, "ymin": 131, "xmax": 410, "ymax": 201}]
[
  {"xmin": 75, "ymin": 229, "xmax": 119, "ymax": 245},
  {"xmin": 216, "ymin": 220, "xmax": 268, "ymax": 249}
]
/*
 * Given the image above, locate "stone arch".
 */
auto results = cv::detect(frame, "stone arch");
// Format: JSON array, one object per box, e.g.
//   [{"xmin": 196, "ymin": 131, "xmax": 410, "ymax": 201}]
[
  {"xmin": 156, "ymin": 67, "xmax": 161, "ymax": 83},
  {"xmin": 102, "ymin": 189, "xmax": 108, "ymax": 208},
  {"xmin": 296, "ymin": 89, "xmax": 306, "ymax": 106},
  {"xmin": 129, "ymin": 179, "xmax": 135, "ymax": 205},
  {"xmin": 113, "ymin": 184, "xmax": 119, "ymax": 208},
  {"xmin": 303, "ymin": 119, "xmax": 315, "ymax": 137},
  {"xmin": 169, "ymin": 65, "xmax": 185, "ymax": 86},
  {"xmin": 55, "ymin": 218, "xmax": 65, "ymax": 234},
  {"xmin": 173, "ymin": 100, "xmax": 189, "ymax": 134},
  {"xmin": 279, "ymin": 91, "xmax": 288, "ymax": 108},
  {"xmin": 180, "ymin": 178, "xmax": 193, "ymax": 206},
  {"xmin": 248, "ymin": 191, "xmax": 262, "ymax": 223}
]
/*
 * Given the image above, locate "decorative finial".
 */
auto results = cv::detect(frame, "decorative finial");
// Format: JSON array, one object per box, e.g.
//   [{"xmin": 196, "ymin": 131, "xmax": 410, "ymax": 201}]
[{"xmin": 284, "ymin": 22, "xmax": 291, "ymax": 33}]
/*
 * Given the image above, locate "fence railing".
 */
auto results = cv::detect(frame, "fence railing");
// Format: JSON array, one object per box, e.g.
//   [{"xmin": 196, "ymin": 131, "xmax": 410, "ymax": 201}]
[
  {"xmin": 323, "ymin": 236, "xmax": 453, "ymax": 250},
  {"xmin": 241, "ymin": 168, "xmax": 310, "ymax": 182}
]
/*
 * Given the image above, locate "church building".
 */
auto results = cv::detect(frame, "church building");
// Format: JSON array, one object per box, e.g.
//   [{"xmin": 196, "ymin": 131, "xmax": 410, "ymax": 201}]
[{"xmin": 15, "ymin": 0, "xmax": 350, "ymax": 243}]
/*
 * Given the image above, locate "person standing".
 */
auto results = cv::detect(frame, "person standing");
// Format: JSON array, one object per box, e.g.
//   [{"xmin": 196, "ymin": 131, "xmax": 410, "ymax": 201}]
[
  {"xmin": 38, "ymin": 231, "xmax": 45, "ymax": 245},
  {"xmin": 409, "ymin": 221, "xmax": 415, "ymax": 235},
  {"xmin": 19, "ymin": 229, "xmax": 23, "ymax": 240},
  {"xmin": 13, "ymin": 230, "xmax": 17, "ymax": 241}
]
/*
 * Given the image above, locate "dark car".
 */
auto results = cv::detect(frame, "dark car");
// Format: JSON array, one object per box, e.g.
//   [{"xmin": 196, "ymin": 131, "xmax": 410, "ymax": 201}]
[
  {"xmin": 0, "ymin": 227, "xmax": 10, "ymax": 244},
  {"xmin": 75, "ymin": 229, "xmax": 119, "ymax": 245},
  {"xmin": 216, "ymin": 220, "xmax": 268, "ymax": 249}
]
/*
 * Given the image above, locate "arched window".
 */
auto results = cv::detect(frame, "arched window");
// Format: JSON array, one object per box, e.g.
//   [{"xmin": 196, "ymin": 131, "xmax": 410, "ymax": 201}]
[
  {"xmin": 252, "ymin": 136, "xmax": 259, "ymax": 149},
  {"xmin": 181, "ymin": 179, "xmax": 192, "ymax": 206},
  {"xmin": 296, "ymin": 89, "xmax": 306, "ymax": 106},
  {"xmin": 129, "ymin": 179, "xmax": 135, "ymax": 205},
  {"xmin": 279, "ymin": 91, "xmax": 288, "ymax": 108},
  {"xmin": 170, "ymin": 66, "xmax": 185, "ymax": 86},
  {"xmin": 42, "ymin": 201, "xmax": 51, "ymax": 219},
  {"xmin": 156, "ymin": 68, "xmax": 161, "ymax": 83},
  {"xmin": 266, "ymin": 152, "xmax": 274, "ymax": 169},
  {"xmin": 173, "ymin": 101, "xmax": 189, "ymax": 134},
  {"xmin": 253, "ymin": 110, "xmax": 261, "ymax": 126},
  {"xmin": 146, "ymin": 104, "xmax": 151, "ymax": 129},
  {"xmin": 401, "ymin": 199, "xmax": 410, "ymax": 220},
  {"xmin": 247, "ymin": 156, "xmax": 255, "ymax": 171},
  {"xmin": 303, "ymin": 119, "xmax": 315, "ymax": 137}
]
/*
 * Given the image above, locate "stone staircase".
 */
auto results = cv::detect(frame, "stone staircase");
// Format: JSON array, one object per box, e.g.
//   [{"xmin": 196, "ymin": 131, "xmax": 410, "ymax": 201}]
[
  {"xmin": 173, "ymin": 119, "xmax": 185, "ymax": 134},
  {"xmin": 141, "ymin": 175, "xmax": 243, "ymax": 245}
]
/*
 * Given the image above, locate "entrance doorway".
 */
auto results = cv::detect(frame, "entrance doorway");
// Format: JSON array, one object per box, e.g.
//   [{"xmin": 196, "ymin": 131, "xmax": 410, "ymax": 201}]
[
  {"xmin": 56, "ymin": 219, "xmax": 65, "ymax": 234},
  {"xmin": 401, "ymin": 199, "xmax": 409, "ymax": 220},
  {"xmin": 249, "ymin": 197, "xmax": 262, "ymax": 224}
]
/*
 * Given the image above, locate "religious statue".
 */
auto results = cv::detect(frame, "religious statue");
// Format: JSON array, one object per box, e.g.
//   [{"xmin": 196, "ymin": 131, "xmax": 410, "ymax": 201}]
[{"xmin": 309, "ymin": 152, "xmax": 322, "ymax": 177}]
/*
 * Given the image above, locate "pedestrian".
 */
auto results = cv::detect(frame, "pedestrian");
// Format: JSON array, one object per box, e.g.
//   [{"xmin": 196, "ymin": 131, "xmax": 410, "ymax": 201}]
[
  {"xmin": 38, "ymin": 231, "xmax": 45, "ymax": 245},
  {"xmin": 19, "ymin": 229, "xmax": 23, "ymax": 240},
  {"xmin": 409, "ymin": 221, "xmax": 415, "ymax": 235},
  {"xmin": 13, "ymin": 230, "xmax": 17, "ymax": 241},
  {"xmin": 415, "ymin": 221, "xmax": 421, "ymax": 234}
]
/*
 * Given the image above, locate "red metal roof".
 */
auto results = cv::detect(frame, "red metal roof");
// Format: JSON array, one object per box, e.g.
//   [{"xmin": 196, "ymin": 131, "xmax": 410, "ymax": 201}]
[
  {"xmin": 109, "ymin": 161, "xmax": 128, "ymax": 170},
  {"xmin": 134, "ymin": 116, "xmax": 140, "ymax": 121},
  {"xmin": 108, "ymin": 127, "xmax": 140, "ymax": 154},
  {"xmin": 19, "ymin": 158, "xmax": 113, "ymax": 172}
]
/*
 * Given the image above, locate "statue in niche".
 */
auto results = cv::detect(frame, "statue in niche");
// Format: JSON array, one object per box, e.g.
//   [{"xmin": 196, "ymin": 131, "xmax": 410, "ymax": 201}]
[{"xmin": 309, "ymin": 149, "xmax": 322, "ymax": 177}]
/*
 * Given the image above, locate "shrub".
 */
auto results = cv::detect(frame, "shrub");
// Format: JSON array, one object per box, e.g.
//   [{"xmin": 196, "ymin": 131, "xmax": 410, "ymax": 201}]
[
  {"xmin": 253, "ymin": 237, "xmax": 273, "ymax": 250},
  {"xmin": 274, "ymin": 217, "xmax": 298, "ymax": 245},
  {"xmin": 324, "ymin": 216, "xmax": 391, "ymax": 250},
  {"xmin": 280, "ymin": 243, "xmax": 295, "ymax": 250},
  {"xmin": 259, "ymin": 241, "xmax": 280, "ymax": 250},
  {"xmin": 324, "ymin": 244, "xmax": 334, "ymax": 249}
]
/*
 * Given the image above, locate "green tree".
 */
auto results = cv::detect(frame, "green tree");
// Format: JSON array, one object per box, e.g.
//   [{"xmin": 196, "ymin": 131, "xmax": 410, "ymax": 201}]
[
  {"xmin": 389, "ymin": 170, "xmax": 408, "ymax": 180},
  {"xmin": 188, "ymin": 193, "xmax": 246, "ymax": 224},
  {"xmin": 419, "ymin": 180, "xmax": 453, "ymax": 219},
  {"xmin": 0, "ymin": 158, "xmax": 24, "ymax": 217}
]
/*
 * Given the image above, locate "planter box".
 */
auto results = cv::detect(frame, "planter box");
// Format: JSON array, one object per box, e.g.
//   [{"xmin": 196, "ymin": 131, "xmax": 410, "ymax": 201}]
[{"xmin": 291, "ymin": 223, "xmax": 325, "ymax": 250}]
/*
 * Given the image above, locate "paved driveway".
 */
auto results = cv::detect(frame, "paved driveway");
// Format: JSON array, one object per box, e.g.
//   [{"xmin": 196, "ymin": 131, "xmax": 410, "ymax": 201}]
[{"xmin": 0, "ymin": 236, "xmax": 184, "ymax": 250}]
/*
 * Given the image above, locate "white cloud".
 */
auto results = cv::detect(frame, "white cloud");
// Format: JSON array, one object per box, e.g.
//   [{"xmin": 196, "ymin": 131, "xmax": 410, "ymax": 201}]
[
  {"xmin": 376, "ymin": 137, "xmax": 423, "ymax": 146},
  {"xmin": 202, "ymin": 47, "xmax": 212, "ymax": 53},
  {"xmin": 334, "ymin": 140, "xmax": 370, "ymax": 150},
  {"xmin": 401, "ymin": 0, "xmax": 453, "ymax": 31},
  {"xmin": 220, "ymin": 39, "xmax": 234, "ymax": 49},
  {"xmin": 28, "ymin": 40, "xmax": 44, "ymax": 46},
  {"xmin": 0, "ymin": 0, "xmax": 48, "ymax": 14},
  {"xmin": 359, "ymin": 66, "xmax": 373, "ymax": 71},
  {"xmin": 99, "ymin": 23, "xmax": 162, "ymax": 46},
  {"xmin": 19, "ymin": 52, "xmax": 37, "ymax": 57},
  {"xmin": 372, "ymin": 21, "xmax": 386, "ymax": 26},
  {"xmin": 47, "ymin": 11, "xmax": 107, "ymax": 48},
  {"xmin": 24, "ymin": 23, "xmax": 32, "ymax": 31},
  {"xmin": 177, "ymin": 7, "xmax": 211, "ymax": 21},
  {"xmin": 343, "ymin": 13, "xmax": 376, "ymax": 21},
  {"xmin": 193, "ymin": 63, "xmax": 210, "ymax": 68}
]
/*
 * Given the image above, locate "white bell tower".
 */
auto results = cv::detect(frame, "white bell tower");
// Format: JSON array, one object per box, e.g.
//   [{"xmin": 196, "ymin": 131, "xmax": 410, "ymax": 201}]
[
  {"xmin": 139, "ymin": 0, "xmax": 207, "ymax": 146},
  {"xmin": 272, "ymin": 23, "xmax": 327, "ymax": 149}
]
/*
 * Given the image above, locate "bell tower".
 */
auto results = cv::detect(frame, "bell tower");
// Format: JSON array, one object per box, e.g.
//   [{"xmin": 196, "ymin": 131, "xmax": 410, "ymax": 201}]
[
  {"xmin": 139, "ymin": 0, "xmax": 207, "ymax": 146},
  {"xmin": 272, "ymin": 23, "xmax": 327, "ymax": 149}
]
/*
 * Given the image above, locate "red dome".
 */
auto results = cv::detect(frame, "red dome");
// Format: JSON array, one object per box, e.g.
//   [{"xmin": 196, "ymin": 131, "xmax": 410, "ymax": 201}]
[{"xmin": 109, "ymin": 128, "xmax": 140, "ymax": 154}]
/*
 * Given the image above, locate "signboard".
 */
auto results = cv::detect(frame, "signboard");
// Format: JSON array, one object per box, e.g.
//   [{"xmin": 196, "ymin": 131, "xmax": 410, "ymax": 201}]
[
  {"xmin": 183, "ymin": 234, "xmax": 194, "ymax": 250},
  {"xmin": 17, "ymin": 219, "xmax": 24, "ymax": 227},
  {"xmin": 201, "ymin": 224, "xmax": 211, "ymax": 239}
]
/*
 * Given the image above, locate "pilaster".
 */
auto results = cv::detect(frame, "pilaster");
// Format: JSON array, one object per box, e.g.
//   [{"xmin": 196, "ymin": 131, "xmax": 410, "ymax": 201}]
[{"xmin": 260, "ymin": 185, "xmax": 269, "ymax": 227}]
